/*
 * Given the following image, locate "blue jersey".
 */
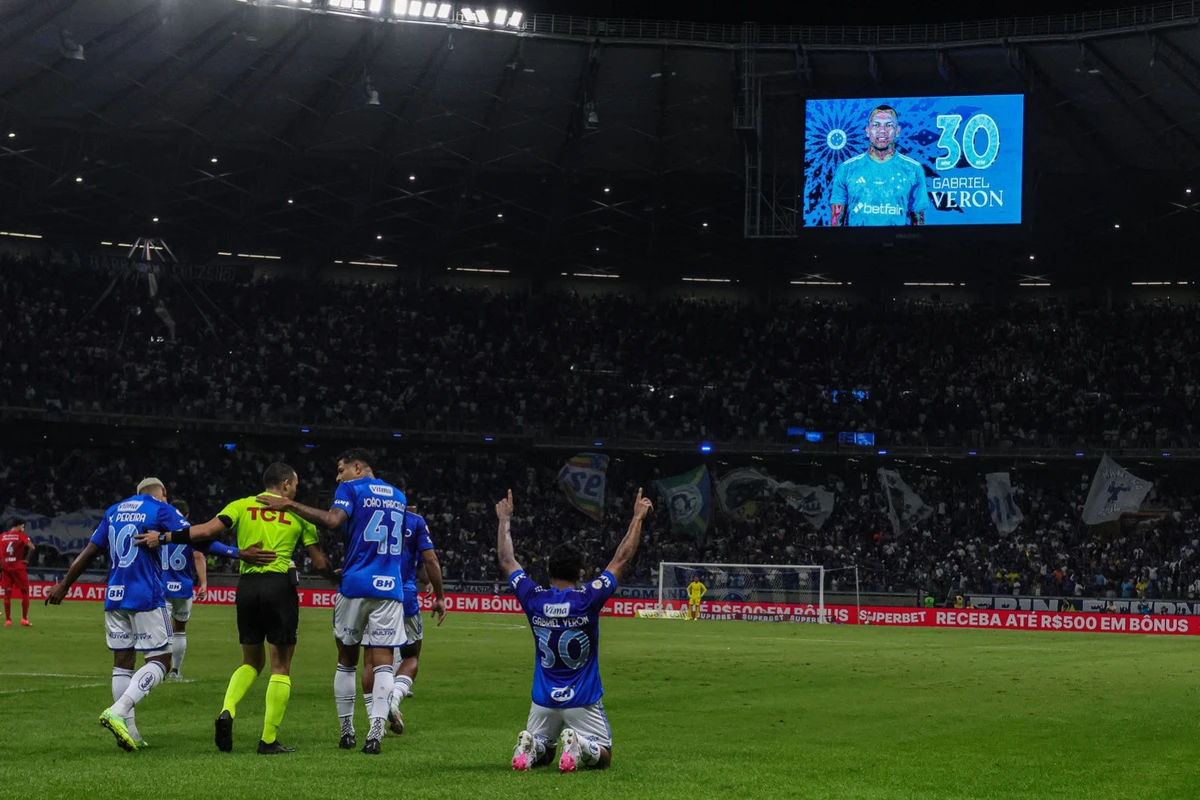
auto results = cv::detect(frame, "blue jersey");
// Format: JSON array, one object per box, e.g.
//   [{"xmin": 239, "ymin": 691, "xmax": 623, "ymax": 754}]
[
  {"xmin": 160, "ymin": 544, "xmax": 195, "ymax": 599},
  {"xmin": 399, "ymin": 512, "xmax": 434, "ymax": 617},
  {"xmin": 510, "ymin": 569, "xmax": 617, "ymax": 709},
  {"xmin": 333, "ymin": 477, "xmax": 408, "ymax": 602},
  {"xmin": 89, "ymin": 495, "xmax": 188, "ymax": 612},
  {"xmin": 830, "ymin": 151, "xmax": 930, "ymax": 226}
]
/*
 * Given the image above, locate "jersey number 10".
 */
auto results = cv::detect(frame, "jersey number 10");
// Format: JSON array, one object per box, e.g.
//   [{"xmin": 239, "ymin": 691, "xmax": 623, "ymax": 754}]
[
  {"xmin": 364, "ymin": 510, "xmax": 405, "ymax": 555},
  {"xmin": 934, "ymin": 113, "xmax": 1000, "ymax": 171}
]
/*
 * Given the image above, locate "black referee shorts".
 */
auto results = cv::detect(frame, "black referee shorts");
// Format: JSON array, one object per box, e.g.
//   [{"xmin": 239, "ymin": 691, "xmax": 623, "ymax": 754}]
[{"xmin": 236, "ymin": 573, "xmax": 299, "ymax": 647}]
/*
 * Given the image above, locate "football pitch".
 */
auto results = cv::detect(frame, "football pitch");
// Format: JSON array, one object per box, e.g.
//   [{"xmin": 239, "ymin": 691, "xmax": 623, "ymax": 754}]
[{"xmin": 2, "ymin": 604, "xmax": 1199, "ymax": 800}]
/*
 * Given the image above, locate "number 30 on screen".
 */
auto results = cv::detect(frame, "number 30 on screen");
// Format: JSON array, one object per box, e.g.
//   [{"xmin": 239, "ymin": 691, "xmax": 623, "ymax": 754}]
[{"xmin": 934, "ymin": 114, "xmax": 1000, "ymax": 170}]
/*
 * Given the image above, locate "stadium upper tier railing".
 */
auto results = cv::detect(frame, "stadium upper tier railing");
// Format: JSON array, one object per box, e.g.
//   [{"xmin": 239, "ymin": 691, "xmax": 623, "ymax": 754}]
[
  {"xmin": 3, "ymin": 405, "xmax": 1199, "ymax": 459},
  {"xmin": 520, "ymin": 2, "xmax": 1198, "ymax": 46}
]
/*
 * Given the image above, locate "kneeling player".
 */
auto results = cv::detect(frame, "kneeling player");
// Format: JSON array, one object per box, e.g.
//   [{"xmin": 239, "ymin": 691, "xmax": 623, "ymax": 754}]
[{"xmin": 496, "ymin": 488, "xmax": 652, "ymax": 772}]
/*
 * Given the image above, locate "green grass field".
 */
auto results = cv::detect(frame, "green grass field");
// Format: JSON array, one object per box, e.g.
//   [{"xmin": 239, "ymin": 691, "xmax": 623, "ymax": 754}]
[{"xmin": 3, "ymin": 604, "xmax": 1199, "ymax": 800}]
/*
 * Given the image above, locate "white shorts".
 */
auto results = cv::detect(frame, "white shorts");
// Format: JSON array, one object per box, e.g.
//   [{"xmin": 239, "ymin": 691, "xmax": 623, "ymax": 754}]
[
  {"xmin": 404, "ymin": 612, "xmax": 423, "ymax": 645},
  {"xmin": 166, "ymin": 596, "xmax": 193, "ymax": 623},
  {"xmin": 106, "ymin": 608, "xmax": 173, "ymax": 656},
  {"xmin": 333, "ymin": 594, "xmax": 406, "ymax": 648},
  {"xmin": 525, "ymin": 701, "xmax": 612, "ymax": 749}
]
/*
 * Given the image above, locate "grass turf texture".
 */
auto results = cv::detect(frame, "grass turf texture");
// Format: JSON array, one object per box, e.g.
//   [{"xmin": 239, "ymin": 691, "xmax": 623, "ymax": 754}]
[{"xmin": 1, "ymin": 605, "xmax": 1198, "ymax": 800}]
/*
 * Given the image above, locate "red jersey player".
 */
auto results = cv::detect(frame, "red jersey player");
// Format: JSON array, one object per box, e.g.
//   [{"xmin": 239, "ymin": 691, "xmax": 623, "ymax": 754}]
[{"xmin": 1, "ymin": 519, "xmax": 33, "ymax": 627}]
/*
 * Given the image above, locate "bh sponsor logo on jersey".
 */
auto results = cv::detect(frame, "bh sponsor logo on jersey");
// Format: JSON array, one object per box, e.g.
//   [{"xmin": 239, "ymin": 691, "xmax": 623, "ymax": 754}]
[
  {"xmin": 853, "ymin": 202, "xmax": 904, "ymax": 216},
  {"xmin": 118, "ymin": 501, "xmax": 144, "ymax": 512},
  {"xmin": 107, "ymin": 585, "xmax": 125, "ymax": 602},
  {"xmin": 166, "ymin": 581, "xmax": 182, "ymax": 592},
  {"xmin": 550, "ymin": 686, "xmax": 576, "ymax": 704},
  {"xmin": 372, "ymin": 575, "xmax": 397, "ymax": 592},
  {"xmin": 543, "ymin": 602, "xmax": 570, "ymax": 618},
  {"xmin": 368, "ymin": 484, "xmax": 395, "ymax": 497}
]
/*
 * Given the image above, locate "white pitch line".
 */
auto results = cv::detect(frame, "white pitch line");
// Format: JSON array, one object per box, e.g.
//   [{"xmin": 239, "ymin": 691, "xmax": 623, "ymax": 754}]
[
  {"xmin": 0, "ymin": 672, "xmax": 97, "ymax": 678},
  {"xmin": 0, "ymin": 682, "xmax": 105, "ymax": 695}
]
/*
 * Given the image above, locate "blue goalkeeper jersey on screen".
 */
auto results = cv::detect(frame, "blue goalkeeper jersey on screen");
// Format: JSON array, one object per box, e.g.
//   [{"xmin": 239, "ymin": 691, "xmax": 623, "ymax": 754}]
[
  {"xmin": 510, "ymin": 568, "xmax": 617, "ymax": 709},
  {"xmin": 160, "ymin": 544, "xmax": 195, "ymax": 599},
  {"xmin": 400, "ymin": 511, "xmax": 434, "ymax": 617},
  {"xmin": 334, "ymin": 477, "xmax": 408, "ymax": 602},
  {"xmin": 830, "ymin": 151, "xmax": 930, "ymax": 226},
  {"xmin": 89, "ymin": 495, "xmax": 188, "ymax": 612}
]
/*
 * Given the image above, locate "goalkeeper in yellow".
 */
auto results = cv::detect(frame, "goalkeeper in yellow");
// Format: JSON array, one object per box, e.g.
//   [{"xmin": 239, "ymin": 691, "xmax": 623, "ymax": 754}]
[{"xmin": 686, "ymin": 577, "xmax": 707, "ymax": 620}]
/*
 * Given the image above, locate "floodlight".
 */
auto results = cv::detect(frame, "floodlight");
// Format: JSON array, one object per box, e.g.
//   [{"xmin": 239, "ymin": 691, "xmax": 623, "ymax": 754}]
[
  {"xmin": 436, "ymin": 3, "xmax": 451, "ymax": 18},
  {"xmin": 508, "ymin": 10, "xmax": 523, "ymax": 27},
  {"xmin": 476, "ymin": 8, "xmax": 489, "ymax": 23},
  {"xmin": 494, "ymin": 9, "xmax": 508, "ymax": 25},
  {"xmin": 422, "ymin": 2, "xmax": 437, "ymax": 16},
  {"xmin": 369, "ymin": 0, "xmax": 383, "ymax": 11},
  {"xmin": 460, "ymin": 7, "xmax": 476, "ymax": 21},
  {"xmin": 409, "ymin": 0, "xmax": 422, "ymax": 14}
]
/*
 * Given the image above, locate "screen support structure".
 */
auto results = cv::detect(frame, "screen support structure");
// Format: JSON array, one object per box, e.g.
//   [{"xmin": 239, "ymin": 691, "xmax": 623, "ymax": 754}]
[{"xmin": 736, "ymin": 27, "xmax": 797, "ymax": 239}]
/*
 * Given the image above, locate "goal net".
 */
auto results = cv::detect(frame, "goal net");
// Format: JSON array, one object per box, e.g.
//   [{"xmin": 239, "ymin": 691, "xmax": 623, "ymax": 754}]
[{"xmin": 657, "ymin": 562, "xmax": 827, "ymax": 622}]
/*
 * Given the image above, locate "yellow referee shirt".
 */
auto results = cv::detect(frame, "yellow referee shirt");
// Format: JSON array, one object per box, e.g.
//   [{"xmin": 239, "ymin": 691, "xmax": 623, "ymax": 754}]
[{"xmin": 218, "ymin": 492, "xmax": 319, "ymax": 575}]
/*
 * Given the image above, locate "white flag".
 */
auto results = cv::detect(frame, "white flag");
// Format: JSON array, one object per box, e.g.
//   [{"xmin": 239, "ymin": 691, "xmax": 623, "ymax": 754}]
[
  {"xmin": 777, "ymin": 483, "xmax": 836, "ymax": 530},
  {"xmin": 1082, "ymin": 455, "xmax": 1152, "ymax": 525},
  {"xmin": 985, "ymin": 472, "xmax": 1024, "ymax": 534},
  {"xmin": 877, "ymin": 469, "xmax": 933, "ymax": 535}
]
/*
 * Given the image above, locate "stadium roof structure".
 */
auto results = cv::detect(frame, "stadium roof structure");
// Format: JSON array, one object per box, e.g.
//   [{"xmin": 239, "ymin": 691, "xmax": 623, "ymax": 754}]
[{"xmin": 3, "ymin": 0, "xmax": 1200, "ymax": 282}]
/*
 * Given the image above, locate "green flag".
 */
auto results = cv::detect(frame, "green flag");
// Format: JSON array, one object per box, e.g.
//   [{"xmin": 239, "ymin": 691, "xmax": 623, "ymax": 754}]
[{"xmin": 655, "ymin": 466, "xmax": 712, "ymax": 540}]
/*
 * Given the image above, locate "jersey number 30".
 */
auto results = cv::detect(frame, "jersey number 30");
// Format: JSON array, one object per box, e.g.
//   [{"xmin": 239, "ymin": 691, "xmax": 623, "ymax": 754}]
[
  {"xmin": 534, "ymin": 627, "xmax": 590, "ymax": 670},
  {"xmin": 364, "ymin": 510, "xmax": 405, "ymax": 555}
]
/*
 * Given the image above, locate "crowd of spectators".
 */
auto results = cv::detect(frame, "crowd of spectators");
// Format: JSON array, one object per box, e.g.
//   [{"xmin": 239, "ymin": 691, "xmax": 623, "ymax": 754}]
[
  {"xmin": 5, "ymin": 442, "xmax": 1200, "ymax": 602},
  {"xmin": 3, "ymin": 254, "xmax": 1200, "ymax": 449}
]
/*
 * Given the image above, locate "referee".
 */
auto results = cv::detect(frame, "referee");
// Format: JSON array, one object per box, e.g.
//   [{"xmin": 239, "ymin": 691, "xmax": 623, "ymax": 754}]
[{"xmin": 145, "ymin": 462, "xmax": 335, "ymax": 754}]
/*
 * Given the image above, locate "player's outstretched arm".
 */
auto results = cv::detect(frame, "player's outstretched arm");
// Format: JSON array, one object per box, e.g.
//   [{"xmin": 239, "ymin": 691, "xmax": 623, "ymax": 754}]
[
  {"xmin": 423, "ymin": 548, "xmax": 447, "ymax": 626},
  {"xmin": 604, "ymin": 488, "xmax": 653, "ymax": 582},
  {"xmin": 136, "ymin": 515, "xmax": 226, "ymax": 549},
  {"xmin": 495, "ymin": 489, "xmax": 522, "ymax": 576},
  {"xmin": 256, "ymin": 494, "xmax": 348, "ymax": 531},
  {"xmin": 46, "ymin": 542, "xmax": 102, "ymax": 605},
  {"xmin": 193, "ymin": 550, "xmax": 208, "ymax": 602}
]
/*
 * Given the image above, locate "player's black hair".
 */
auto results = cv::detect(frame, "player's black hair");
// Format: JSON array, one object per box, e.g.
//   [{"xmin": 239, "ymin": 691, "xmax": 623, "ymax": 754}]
[
  {"xmin": 263, "ymin": 461, "xmax": 297, "ymax": 489},
  {"xmin": 867, "ymin": 104, "xmax": 899, "ymax": 122},
  {"xmin": 173, "ymin": 500, "xmax": 190, "ymax": 518},
  {"xmin": 8, "ymin": 517, "xmax": 24, "ymax": 528},
  {"xmin": 336, "ymin": 448, "xmax": 373, "ymax": 470},
  {"xmin": 377, "ymin": 471, "xmax": 407, "ymax": 491},
  {"xmin": 548, "ymin": 543, "xmax": 584, "ymax": 584}
]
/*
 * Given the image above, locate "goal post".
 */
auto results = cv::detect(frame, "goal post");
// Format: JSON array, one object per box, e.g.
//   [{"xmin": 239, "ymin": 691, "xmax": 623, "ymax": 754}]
[{"xmin": 657, "ymin": 561, "xmax": 827, "ymax": 622}]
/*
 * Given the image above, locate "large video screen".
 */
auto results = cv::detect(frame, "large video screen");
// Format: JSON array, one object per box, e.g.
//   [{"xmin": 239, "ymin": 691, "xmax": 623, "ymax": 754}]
[{"xmin": 803, "ymin": 94, "xmax": 1024, "ymax": 227}]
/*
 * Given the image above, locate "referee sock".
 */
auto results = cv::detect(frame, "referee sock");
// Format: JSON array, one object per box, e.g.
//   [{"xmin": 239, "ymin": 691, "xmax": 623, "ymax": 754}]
[
  {"xmin": 111, "ymin": 668, "xmax": 141, "ymax": 741},
  {"xmin": 112, "ymin": 661, "xmax": 166, "ymax": 717},
  {"xmin": 368, "ymin": 665, "xmax": 393, "ymax": 738},
  {"xmin": 335, "ymin": 665, "xmax": 357, "ymax": 737},
  {"xmin": 172, "ymin": 632, "xmax": 187, "ymax": 676},
  {"xmin": 222, "ymin": 664, "xmax": 260, "ymax": 718},
  {"xmin": 261, "ymin": 674, "xmax": 291, "ymax": 745}
]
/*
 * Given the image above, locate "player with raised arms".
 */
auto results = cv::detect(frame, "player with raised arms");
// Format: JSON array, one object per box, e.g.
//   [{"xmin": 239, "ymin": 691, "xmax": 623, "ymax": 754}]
[
  {"xmin": 255, "ymin": 449, "xmax": 407, "ymax": 755},
  {"xmin": 830, "ymin": 104, "xmax": 930, "ymax": 227},
  {"xmin": 386, "ymin": 502, "xmax": 447, "ymax": 735},
  {"xmin": 46, "ymin": 478, "xmax": 273, "ymax": 751},
  {"xmin": 500, "ymin": 487, "xmax": 653, "ymax": 773}
]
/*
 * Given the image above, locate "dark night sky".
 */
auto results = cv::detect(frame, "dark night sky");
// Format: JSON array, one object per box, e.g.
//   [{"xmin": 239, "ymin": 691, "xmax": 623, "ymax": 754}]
[{"xmin": 520, "ymin": 1, "xmax": 1131, "ymax": 25}]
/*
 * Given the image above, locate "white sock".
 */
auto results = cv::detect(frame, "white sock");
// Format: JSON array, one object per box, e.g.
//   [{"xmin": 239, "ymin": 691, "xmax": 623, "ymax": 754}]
[
  {"xmin": 532, "ymin": 734, "xmax": 550, "ymax": 759},
  {"xmin": 369, "ymin": 665, "xmax": 393, "ymax": 739},
  {"xmin": 172, "ymin": 632, "xmax": 187, "ymax": 676},
  {"xmin": 335, "ymin": 665, "xmax": 356, "ymax": 736},
  {"xmin": 580, "ymin": 735, "xmax": 602, "ymax": 765},
  {"xmin": 111, "ymin": 661, "xmax": 166, "ymax": 717},
  {"xmin": 111, "ymin": 668, "xmax": 141, "ymax": 740},
  {"xmin": 392, "ymin": 675, "xmax": 413, "ymax": 711}
]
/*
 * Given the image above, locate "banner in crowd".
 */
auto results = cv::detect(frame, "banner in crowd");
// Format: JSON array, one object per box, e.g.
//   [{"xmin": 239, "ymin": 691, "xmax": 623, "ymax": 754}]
[
  {"xmin": 557, "ymin": 453, "xmax": 610, "ymax": 520},
  {"xmin": 2, "ymin": 507, "xmax": 102, "ymax": 553},
  {"xmin": 655, "ymin": 466, "xmax": 712, "ymax": 539},
  {"xmin": 985, "ymin": 472, "xmax": 1023, "ymax": 534},
  {"xmin": 876, "ymin": 469, "xmax": 933, "ymax": 535},
  {"xmin": 778, "ymin": 483, "xmax": 836, "ymax": 530},
  {"xmin": 1082, "ymin": 456, "xmax": 1153, "ymax": 525},
  {"xmin": 21, "ymin": 581, "xmax": 1199, "ymax": 637}
]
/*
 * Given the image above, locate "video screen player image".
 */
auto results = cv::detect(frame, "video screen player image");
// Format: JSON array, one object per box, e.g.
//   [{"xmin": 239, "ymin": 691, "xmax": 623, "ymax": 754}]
[{"xmin": 804, "ymin": 94, "xmax": 1025, "ymax": 227}]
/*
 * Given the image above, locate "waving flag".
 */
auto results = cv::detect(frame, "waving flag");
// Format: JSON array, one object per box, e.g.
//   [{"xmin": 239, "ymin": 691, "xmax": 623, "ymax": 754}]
[
  {"xmin": 656, "ymin": 466, "xmax": 712, "ymax": 540},
  {"xmin": 557, "ymin": 453, "xmax": 610, "ymax": 520},
  {"xmin": 777, "ymin": 483, "xmax": 836, "ymax": 530},
  {"xmin": 985, "ymin": 472, "xmax": 1024, "ymax": 534},
  {"xmin": 716, "ymin": 468, "xmax": 776, "ymax": 520},
  {"xmin": 1082, "ymin": 456, "xmax": 1152, "ymax": 525},
  {"xmin": 877, "ymin": 469, "xmax": 933, "ymax": 535}
]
